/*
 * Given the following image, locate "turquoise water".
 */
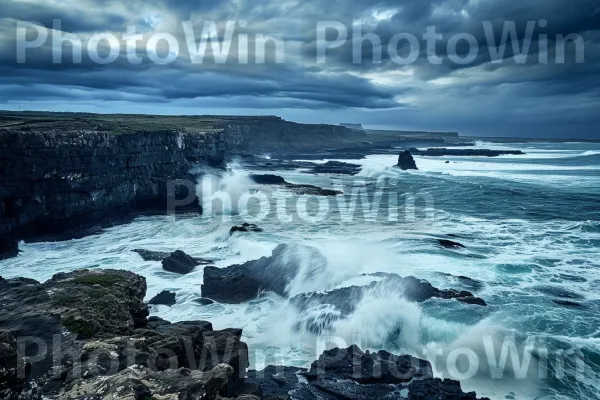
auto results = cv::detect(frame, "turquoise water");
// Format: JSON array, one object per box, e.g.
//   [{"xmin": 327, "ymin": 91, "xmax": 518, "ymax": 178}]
[{"xmin": 1, "ymin": 141, "xmax": 599, "ymax": 399}]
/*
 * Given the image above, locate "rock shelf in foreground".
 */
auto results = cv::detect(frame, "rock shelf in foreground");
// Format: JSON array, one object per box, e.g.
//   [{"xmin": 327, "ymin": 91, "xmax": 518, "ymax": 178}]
[{"xmin": 0, "ymin": 268, "xmax": 489, "ymax": 400}]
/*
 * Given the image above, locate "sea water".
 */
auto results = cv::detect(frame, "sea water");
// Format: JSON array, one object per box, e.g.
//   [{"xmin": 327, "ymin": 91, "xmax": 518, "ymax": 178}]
[{"xmin": 2, "ymin": 141, "xmax": 600, "ymax": 400}]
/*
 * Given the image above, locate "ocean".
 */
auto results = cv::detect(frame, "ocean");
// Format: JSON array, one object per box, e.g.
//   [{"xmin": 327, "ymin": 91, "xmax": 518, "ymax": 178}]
[{"xmin": 2, "ymin": 140, "xmax": 599, "ymax": 400}]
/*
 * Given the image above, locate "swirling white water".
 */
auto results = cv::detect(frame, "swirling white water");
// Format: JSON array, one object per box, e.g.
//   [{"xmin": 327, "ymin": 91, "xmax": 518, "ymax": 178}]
[{"xmin": 2, "ymin": 141, "xmax": 600, "ymax": 400}]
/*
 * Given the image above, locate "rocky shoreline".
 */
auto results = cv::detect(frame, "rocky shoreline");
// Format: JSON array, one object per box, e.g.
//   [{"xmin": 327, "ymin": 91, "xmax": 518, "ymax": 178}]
[{"xmin": 0, "ymin": 268, "xmax": 489, "ymax": 400}]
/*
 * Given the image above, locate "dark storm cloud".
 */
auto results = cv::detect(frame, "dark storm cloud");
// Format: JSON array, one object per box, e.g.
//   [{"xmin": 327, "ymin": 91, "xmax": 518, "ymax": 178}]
[{"xmin": 0, "ymin": 0, "xmax": 599, "ymax": 136}]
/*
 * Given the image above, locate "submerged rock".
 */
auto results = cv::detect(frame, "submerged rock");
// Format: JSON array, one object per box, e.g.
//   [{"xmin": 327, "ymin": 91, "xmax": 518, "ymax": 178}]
[
  {"xmin": 230, "ymin": 223, "xmax": 264, "ymax": 235},
  {"xmin": 162, "ymin": 250, "xmax": 200, "ymax": 274},
  {"xmin": 438, "ymin": 239, "xmax": 466, "ymax": 249},
  {"xmin": 397, "ymin": 150, "xmax": 418, "ymax": 170},
  {"xmin": 148, "ymin": 290, "xmax": 177, "ymax": 306},
  {"xmin": 202, "ymin": 244, "xmax": 326, "ymax": 303}
]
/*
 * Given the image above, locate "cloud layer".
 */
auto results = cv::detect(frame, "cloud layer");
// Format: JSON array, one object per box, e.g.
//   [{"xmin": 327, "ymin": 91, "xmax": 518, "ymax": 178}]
[{"xmin": 1, "ymin": 0, "xmax": 599, "ymax": 137}]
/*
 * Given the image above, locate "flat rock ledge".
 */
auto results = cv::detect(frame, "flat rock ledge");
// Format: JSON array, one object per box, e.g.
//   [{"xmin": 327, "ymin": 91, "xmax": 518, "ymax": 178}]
[{"xmin": 249, "ymin": 174, "xmax": 342, "ymax": 196}]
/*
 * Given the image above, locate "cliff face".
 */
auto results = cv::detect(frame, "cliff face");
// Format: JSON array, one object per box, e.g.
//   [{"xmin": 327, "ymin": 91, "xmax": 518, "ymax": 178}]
[
  {"xmin": 0, "ymin": 113, "xmax": 363, "ymax": 259},
  {"xmin": 0, "ymin": 129, "xmax": 227, "ymax": 259}
]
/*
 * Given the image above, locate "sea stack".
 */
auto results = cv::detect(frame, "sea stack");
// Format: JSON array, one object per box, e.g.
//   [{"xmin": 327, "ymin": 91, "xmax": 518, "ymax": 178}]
[{"xmin": 398, "ymin": 150, "xmax": 418, "ymax": 170}]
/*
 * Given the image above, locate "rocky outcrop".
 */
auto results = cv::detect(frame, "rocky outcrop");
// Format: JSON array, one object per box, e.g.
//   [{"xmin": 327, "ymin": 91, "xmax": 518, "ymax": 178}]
[
  {"xmin": 291, "ymin": 273, "xmax": 486, "ymax": 333},
  {"xmin": 60, "ymin": 363, "xmax": 233, "ymax": 400},
  {"xmin": 201, "ymin": 244, "xmax": 326, "ymax": 303},
  {"xmin": 247, "ymin": 345, "xmax": 489, "ymax": 400},
  {"xmin": 230, "ymin": 223, "xmax": 264, "ymax": 235},
  {"xmin": 0, "ymin": 268, "xmax": 488, "ymax": 400},
  {"xmin": 0, "ymin": 269, "xmax": 250, "ymax": 399},
  {"xmin": 408, "ymin": 147, "xmax": 525, "ymax": 157},
  {"xmin": 397, "ymin": 150, "xmax": 418, "ymax": 170},
  {"xmin": 201, "ymin": 247, "xmax": 486, "ymax": 310},
  {"xmin": 148, "ymin": 290, "xmax": 177, "ymax": 306},
  {"xmin": 162, "ymin": 250, "xmax": 200, "ymax": 274},
  {"xmin": 250, "ymin": 174, "xmax": 342, "ymax": 196}
]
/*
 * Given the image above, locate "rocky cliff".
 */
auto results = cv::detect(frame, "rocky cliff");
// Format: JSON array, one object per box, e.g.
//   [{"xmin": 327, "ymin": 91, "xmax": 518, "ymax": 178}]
[{"xmin": 0, "ymin": 112, "xmax": 364, "ymax": 259}]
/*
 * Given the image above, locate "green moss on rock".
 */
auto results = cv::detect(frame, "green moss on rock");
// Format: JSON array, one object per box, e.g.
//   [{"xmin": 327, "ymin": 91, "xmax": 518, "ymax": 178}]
[
  {"xmin": 71, "ymin": 274, "xmax": 123, "ymax": 287},
  {"xmin": 63, "ymin": 316, "xmax": 95, "ymax": 339}
]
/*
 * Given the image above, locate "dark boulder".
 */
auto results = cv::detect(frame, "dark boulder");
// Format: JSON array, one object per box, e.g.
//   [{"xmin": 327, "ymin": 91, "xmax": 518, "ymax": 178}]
[
  {"xmin": 148, "ymin": 290, "xmax": 176, "ymax": 306},
  {"xmin": 230, "ymin": 223, "xmax": 264, "ymax": 235},
  {"xmin": 438, "ymin": 239, "xmax": 466, "ymax": 249},
  {"xmin": 162, "ymin": 250, "xmax": 200, "ymax": 274},
  {"xmin": 248, "ymin": 346, "xmax": 489, "ymax": 400},
  {"xmin": 202, "ymin": 244, "xmax": 326, "ymax": 303},
  {"xmin": 250, "ymin": 174, "xmax": 286, "ymax": 184},
  {"xmin": 408, "ymin": 377, "xmax": 489, "ymax": 400},
  {"xmin": 397, "ymin": 150, "xmax": 418, "ymax": 170}
]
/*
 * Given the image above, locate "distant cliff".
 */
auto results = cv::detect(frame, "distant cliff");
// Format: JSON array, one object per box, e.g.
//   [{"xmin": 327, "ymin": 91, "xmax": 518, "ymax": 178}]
[{"xmin": 0, "ymin": 113, "xmax": 364, "ymax": 259}]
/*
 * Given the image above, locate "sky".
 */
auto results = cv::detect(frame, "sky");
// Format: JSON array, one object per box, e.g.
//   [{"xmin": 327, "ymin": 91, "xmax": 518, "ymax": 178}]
[{"xmin": 0, "ymin": 0, "xmax": 599, "ymax": 138}]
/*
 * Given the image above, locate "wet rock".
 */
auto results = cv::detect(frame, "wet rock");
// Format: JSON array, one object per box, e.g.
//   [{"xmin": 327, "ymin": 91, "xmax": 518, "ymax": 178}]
[
  {"xmin": 397, "ymin": 150, "xmax": 418, "ymax": 170},
  {"xmin": 134, "ymin": 249, "xmax": 213, "ymax": 264},
  {"xmin": 438, "ymin": 239, "xmax": 466, "ymax": 249},
  {"xmin": 407, "ymin": 377, "xmax": 489, "ymax": 400},
  {"xmin": 310, "ymin": 161, "xmax": 361, "ymax": 175},
  {"xmin": 148, "ymin": 290, "xmax": 176, "ymax": 306},
  {"xmin": 438, "ymin": 273, "xmax": 484, "ymax": 291},
  {"xmin": 133, "ymin": 249, "xmax": 172, "ymax": 261},
  {"xmin": 306, "ymin": 345, "xmax": 431, "ymax": 383},
  {"xmin": 291, "ymin": 274, "xmax": 486, "ymax": 333},
  {"xmin": 0, "ymin": 269, "xmax": 150, "ymax": 396},
  {"xmin": 250, "ymin": 174, "xmax": 286, "ymax": 184},
  {"xmin": 230, "ymin": 223, "xmax": 263, "ymax": 235},
  {"xmin": 162, "ymin": 250, "xmax": 200, "ymax": 274},
  {"xmin": 248, "ymin": 346, "xmax": 488, "ymax": 400},
  {"xmin": 408, "ymin": 147, "xmax": 525, "ymax": 157},
  {"xmin": 249, "ymin": 174, "xmax": 342, "ymax": 196},
  {"xmin": 287, "ymin": 183, "xmax": 342, "ymax": 196},
  {"xmin": 202, "ymin": 244, "xmax": 326, "ymax": 303},
  {"xmin": 60, "ymin": 364, "xmax": 233, "ymax": 400}
]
